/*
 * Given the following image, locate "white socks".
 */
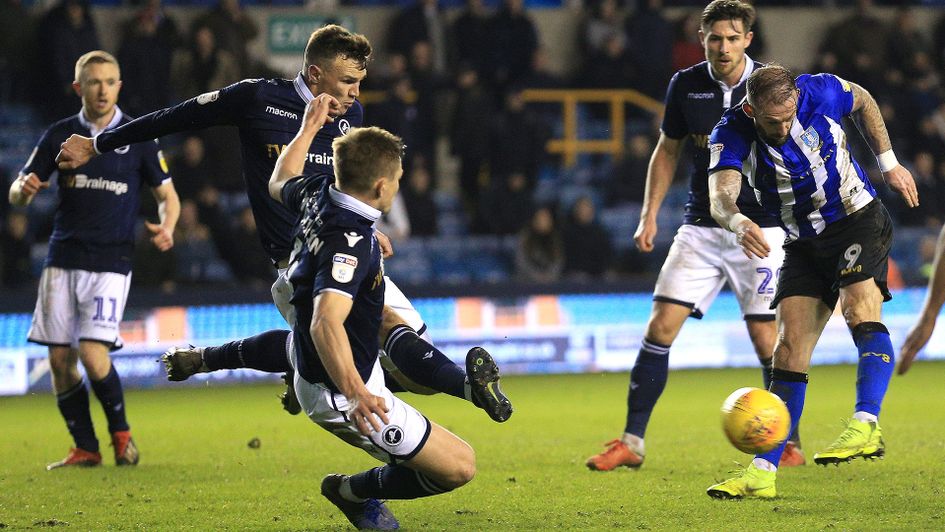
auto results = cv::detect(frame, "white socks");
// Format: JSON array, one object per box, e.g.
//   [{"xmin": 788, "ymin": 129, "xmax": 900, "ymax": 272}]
[
  {"xmin": 853, "ymin": 411, "xmax": 878, "ymax": 423},
  {"xmin": 621, "ymin": 433, "xmax": 645, "ymax": 456},
  {"xmin": 752, "ymin": 458, "xmax": 777, "ymax": 472}
]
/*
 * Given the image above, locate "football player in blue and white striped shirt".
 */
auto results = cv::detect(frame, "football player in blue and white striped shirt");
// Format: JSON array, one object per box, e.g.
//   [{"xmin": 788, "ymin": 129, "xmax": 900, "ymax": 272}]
[{"xmin": 705, "ymin": 64, "xmax": 918, "ymax": 499}]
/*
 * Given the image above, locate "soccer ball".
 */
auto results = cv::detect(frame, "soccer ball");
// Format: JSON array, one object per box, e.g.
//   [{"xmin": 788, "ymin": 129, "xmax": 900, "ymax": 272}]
[{"xmin": 720, "ymin": 387, "xmax": 790, "ymax": 454}]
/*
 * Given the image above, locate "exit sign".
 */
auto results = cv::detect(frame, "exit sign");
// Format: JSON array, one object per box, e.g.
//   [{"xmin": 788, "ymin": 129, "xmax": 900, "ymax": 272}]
[{"xmin": 268, "ymin": 15, "xmax": 356, "ymax": 54}]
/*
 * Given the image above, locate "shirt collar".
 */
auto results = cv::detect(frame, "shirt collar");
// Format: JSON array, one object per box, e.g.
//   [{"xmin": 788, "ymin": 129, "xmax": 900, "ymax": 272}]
[
  {"xmin": 78, "ymin": 106, "xmax": 123, "ymax": 136},
  {"xmin": 708, "ymin": 55, "xmax": 755, "ymax": 91},
  {"xmin": 294, "ymin": 72, "xmax": 315, "ymax": 104},
  {"xmin": 329, "ymin": 185, "xmax": 381, "ymax": 222}
]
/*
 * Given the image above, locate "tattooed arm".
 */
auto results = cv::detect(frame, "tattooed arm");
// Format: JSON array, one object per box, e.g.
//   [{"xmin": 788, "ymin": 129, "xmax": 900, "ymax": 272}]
[
  {"xmin": 709, "ymin": 169, "xmax": 770, "ymax": 259},
  {"xmin": 849, "ymin": 82, "xmax": 919, "ymax": 207}
]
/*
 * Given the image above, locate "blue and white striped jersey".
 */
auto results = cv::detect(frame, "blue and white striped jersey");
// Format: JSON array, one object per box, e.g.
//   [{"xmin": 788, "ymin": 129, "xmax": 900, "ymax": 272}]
[{"xmin": 708, "ymin": 73, "xmax": 877, "ymax": 242}]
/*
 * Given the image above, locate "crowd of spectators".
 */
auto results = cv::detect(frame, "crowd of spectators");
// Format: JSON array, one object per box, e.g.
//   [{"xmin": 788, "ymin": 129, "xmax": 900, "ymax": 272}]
[{"xmin": 1, "ymin": 0, "xmax": 943, "ymax": 293}]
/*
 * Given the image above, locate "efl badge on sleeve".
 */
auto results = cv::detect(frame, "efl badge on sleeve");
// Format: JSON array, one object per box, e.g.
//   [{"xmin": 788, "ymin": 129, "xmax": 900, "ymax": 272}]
[
  {"xmin": 709, "ymin": 143, "xmax": 724, "ymax": 169},
  {"xmin": 331, "ymin": 253, "xmax": 358, "ymax": 283}
]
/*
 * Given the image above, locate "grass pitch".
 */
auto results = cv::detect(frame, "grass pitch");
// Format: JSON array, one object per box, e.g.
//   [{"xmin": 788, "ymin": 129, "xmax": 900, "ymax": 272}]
[{"xmin": 2, "ymin": 362, "xmax": 944, "ymax": 530}]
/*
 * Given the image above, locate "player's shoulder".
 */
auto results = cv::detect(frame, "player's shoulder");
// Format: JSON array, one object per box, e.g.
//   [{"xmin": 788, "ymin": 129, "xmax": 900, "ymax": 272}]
[
  {"xmin": 45, "ymin": 114, "xmax": 81, "ymax": 135},
  {"xmin": 715, "ymin": 101, "xmax": 752, "ymax": 133},
  {"xmin": 673, "ymin": 61, "xmax": 712, "ymax": 85}
]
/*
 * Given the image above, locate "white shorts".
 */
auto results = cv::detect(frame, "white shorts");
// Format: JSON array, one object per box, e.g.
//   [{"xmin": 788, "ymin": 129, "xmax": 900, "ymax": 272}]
[
  {"xmin": 28, "ymin": 267, "xmax": 131, "ymax": 349},
  {"xmin": 291, "ymin": 353, "xmax": 432, "ymax": 464},
  {"xmin": 653, "ymin": 225, "xmax": 785, "ymax": 320},
  {"xmin": 273, "ymin": 270, "xmax": 430, "ymax": 340}
]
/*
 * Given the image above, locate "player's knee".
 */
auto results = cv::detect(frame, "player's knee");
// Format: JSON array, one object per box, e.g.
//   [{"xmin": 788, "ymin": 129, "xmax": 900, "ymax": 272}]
[{"xmin": 439, "ymin": 446, "xmax": 476, "ymax": 489}]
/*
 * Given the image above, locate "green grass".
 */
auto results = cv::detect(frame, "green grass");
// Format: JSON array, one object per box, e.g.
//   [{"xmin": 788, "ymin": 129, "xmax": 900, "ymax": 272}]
[{"xmin": 2, "ymin": 362, "xmax": 944, "ymax": 530}]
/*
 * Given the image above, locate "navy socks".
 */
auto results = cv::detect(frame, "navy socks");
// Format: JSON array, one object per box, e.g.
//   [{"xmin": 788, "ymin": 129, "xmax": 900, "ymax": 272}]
[
  {"xmin": 57, "ymin": 379, "xmax": 98, "ymax": 452},
  {"xmin": 203, "ymin": 330, "xmax": 292, "ymax": 372},
  {"xmin": 385, "ymin": 325, "xmax": 467, "ymax": 400},
  {"xmin": 90, "ymin": 365, "xmax": 129, "ymax": 433},
  {"xmin": 349, "ymin": 465, "xmax": 451, "ymax": 500},
  {"xmin": 623, "ymin": 339, "xmax": 670, "ymax": 438}
]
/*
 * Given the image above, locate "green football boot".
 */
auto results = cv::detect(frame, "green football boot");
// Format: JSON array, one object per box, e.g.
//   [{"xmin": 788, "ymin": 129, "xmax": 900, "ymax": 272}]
[
  {"xmin": 706, "ymin": 464, "xmax": 777, "ymax": 500},
  {"xmin": 813, "ymin": 418, "xmax": 885, "ymax": 466}
]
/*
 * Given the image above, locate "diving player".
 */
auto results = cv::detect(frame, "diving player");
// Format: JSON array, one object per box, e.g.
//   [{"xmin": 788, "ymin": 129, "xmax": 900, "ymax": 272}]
[{"xmin": 272, "ymin": 95, "xmax": 476, "ymax": 530}]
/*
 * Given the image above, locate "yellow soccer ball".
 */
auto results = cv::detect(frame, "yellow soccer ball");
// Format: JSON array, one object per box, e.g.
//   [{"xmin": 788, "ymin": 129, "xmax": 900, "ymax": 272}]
[{"xmin": 720, "ymin": 387, "xmax": 790, "ymax": 454}]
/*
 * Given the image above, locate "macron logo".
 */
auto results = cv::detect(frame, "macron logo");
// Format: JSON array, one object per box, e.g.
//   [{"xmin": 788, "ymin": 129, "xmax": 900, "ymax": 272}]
[{"xmin": 266, "ymin": 106, "xmax": 299, "ymax": 120}]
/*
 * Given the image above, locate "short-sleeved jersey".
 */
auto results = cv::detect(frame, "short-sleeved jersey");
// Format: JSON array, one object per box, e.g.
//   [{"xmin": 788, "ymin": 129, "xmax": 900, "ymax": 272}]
[
  {"xmin": 661, "ymin": 58, "xmax": 777, "ymax": 227},
  {"xmin": 708, "ymin": 73, "xmax": 876, "ymax": 242},
  {"xmin": 281, "ymin": 176, "xmax": 384, "ymax": 391},
  {"xmin": 21, "ymin": 108, "xmax": 171, "ymax": 274},
  {"xmin": 94, "ymin": 74, "xmax": 364, "ymax": 263}
]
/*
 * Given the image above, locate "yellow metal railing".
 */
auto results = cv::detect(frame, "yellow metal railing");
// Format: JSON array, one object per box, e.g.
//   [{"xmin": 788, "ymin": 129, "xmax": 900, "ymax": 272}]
[
  {"xmin": 521, "ymin": 89, "xmax": 663, "ymax": 167},
  {"xmin": 359, "ymin": 88, "xmax": 663, "ymax": 167}
]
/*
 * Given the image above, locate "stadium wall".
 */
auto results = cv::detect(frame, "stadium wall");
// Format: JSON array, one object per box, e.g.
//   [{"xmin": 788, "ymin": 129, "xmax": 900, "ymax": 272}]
[
  {"xmin": 1, "ymin": 288, "xmax": 941, "ymax": 396},
  {"xmin": 88, "ymin": 6, "xmax": 945, "ymax": 80}
]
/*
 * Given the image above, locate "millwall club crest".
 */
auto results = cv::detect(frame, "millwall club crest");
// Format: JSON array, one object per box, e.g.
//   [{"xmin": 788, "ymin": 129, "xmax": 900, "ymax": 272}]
[
  {"xmin": 338, "ymin": 119, "xmax": 351, "ymax": 136},
  {"xmin": 800, "ymin": 127, "xmax": 821, "ymax": 151}
]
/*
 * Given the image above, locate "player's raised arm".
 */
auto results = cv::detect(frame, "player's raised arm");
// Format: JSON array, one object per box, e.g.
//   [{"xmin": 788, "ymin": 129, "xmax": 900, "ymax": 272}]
[
  {"xmin": 269, "ymin": 94, "xmax": 340, "ymax": 202},
  {"xmin": 899, "ymin": 224, "xmax": 945, "ymax": 375},
  {"xmin": 147, "ymin": 181, "xmax": 180, "ymax": 252},
  {"xmin": 848, "ymin": 82, "xmax": 919, "ymax": 208},
  {"xmin": 709, "ymin": 168, "xmax": 769, "ymax": 259},
  {"xmin": 635, "ymin": 133, "xmax": 684, "ymax": 252},
  {"xmin": 311, "ymin": 291, "xmax": 390, "ymax": 435}
]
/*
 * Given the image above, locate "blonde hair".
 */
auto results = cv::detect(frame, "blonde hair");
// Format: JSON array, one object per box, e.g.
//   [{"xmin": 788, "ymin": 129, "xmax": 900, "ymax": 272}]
[{"xmin": 74, "ymin": 50, "xmax": 120, "ymax": 83}]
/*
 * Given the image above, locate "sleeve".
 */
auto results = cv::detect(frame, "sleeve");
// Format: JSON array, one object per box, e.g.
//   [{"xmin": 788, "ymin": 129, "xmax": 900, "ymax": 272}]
[
  {"xmin": 95, "ymin": 79, "xmax": 262, "ymax": 153},
  {"xmin": 801, "ymin": 73, "xmax": 854, "ymax": 121},
  {"xmin": 20, "ymin": 127, "xmax": 59, "ymax": 181},
  {"xmin": 660, "ymin": 72, "xmax": 688, "ymax": 140},
  {"xmin": 281, "ymin": 175, "xmax": 316, "ymax": 215},
  {"xmin": 313, "ymin": 230, "xmax": 375, "ymax": 299},
  {"xmin": 707, "ymin": 113, "xmax": 752, "ymax": 174},
  {"xmin": 138, "ymin": 139, "xmax": 173, "ymax": 188}
]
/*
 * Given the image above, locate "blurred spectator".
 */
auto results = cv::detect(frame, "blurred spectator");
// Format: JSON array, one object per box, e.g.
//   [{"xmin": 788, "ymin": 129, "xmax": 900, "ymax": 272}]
[
  {"xmin": 228, "ymin": 206, "xmax": 275, "ymax": 285},
  {"xmin": 0, "ymin": 0, "xmax": 37, "ymax": 104},
  {"xmin": 132, "ymin": 223, "xmax": 177, "ymax": 293},
  {"xmin": 581, "ymin": 0, "xmax": 627, "ymax": 56},
  {"xmin": 195, "ymin": 187, "xmax": 269, "ymax": 285},
  {"xmin": 561, "ymin": 196, "xmax": 612, "ymax": 279},
  {"xmin": 608, "ymin": 133, "xmax": 651, "ymax": 205},
  {"xmin": 514, "ymin": 206, "xmax": 563, "ymax": 283},
  {"xmin": 450, "ymin": 66, "xmax": 494, "ymax": 211},
  {"xmin": 406, "ymin": 41, "xmax": 444, "ymax": 172},
  {"xmin": 898, "ymin": 152, "xmax": 942, "ymax": 228},
  {"xmin": 118, "ymin": 0, "xmax": 180, "ymax": 117},
  {"xmin": 169, "ymin": 135, "xmax": 212, "ymax": 202},
  {"xmin": 387, "ymin": 0, "xmax": 447, "ymax": 75},
  {"xmin": 625, "ymin": 0, "xmax": 673, "ymax": 99},
  {"xmin": 192, "ymin": 0, "xmax": 259, "ymax": 78},
  {"xmin": 401, "ymin": 162, "xmax": 438, "ymax": 237},
  {"xmin": 478, "ymin": 171, "xmax": 534, "ymax": 235},
  {"xmin": 36, "ymin": 0, "xmax": 100, "ymax": 121},
  {"xmin": 368, "ymin": 76, "xmax": 421, "ymax": 170},
  {"xmin": 490, "ymin": 88, "xmax": 549, "ymax": 186},
  {"xmin": 518, "ymin": 47, "xmax": 565, "ymax": 90},
  {"xmin": 173, "ymin": 199, "xmax": 216, "ymax": 283},
  {"xmin": 487, "ymin": 0, "xmax": 538, "ymax": 90},
  {"xmin": 170, "ymin": 24, "xmax": 240, "ymax": 100},
  {"xmin": 451, "ymin": 0, "xmax": 491, "ymax": 78},
  {"xmin": 887, "ymin": 7, "xmax": 930, "ymax": 80},
  {"xmin": 377, "ymin": 194, "xmax": 411, "ymax": 242},
  {"xmin": 671, "ymin": 11, "xmax": 704, "ymax": 72},
  {"xmin": 0, "ymin": 211, "xmax": 33, "ymax": 287},
  {"xmin": 577, "ymin": 34, "xmax": 634, "ymax": 89},
  {"xmin": 819, "ymin": 0, "xmax": 887, "ymax": 85}
]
